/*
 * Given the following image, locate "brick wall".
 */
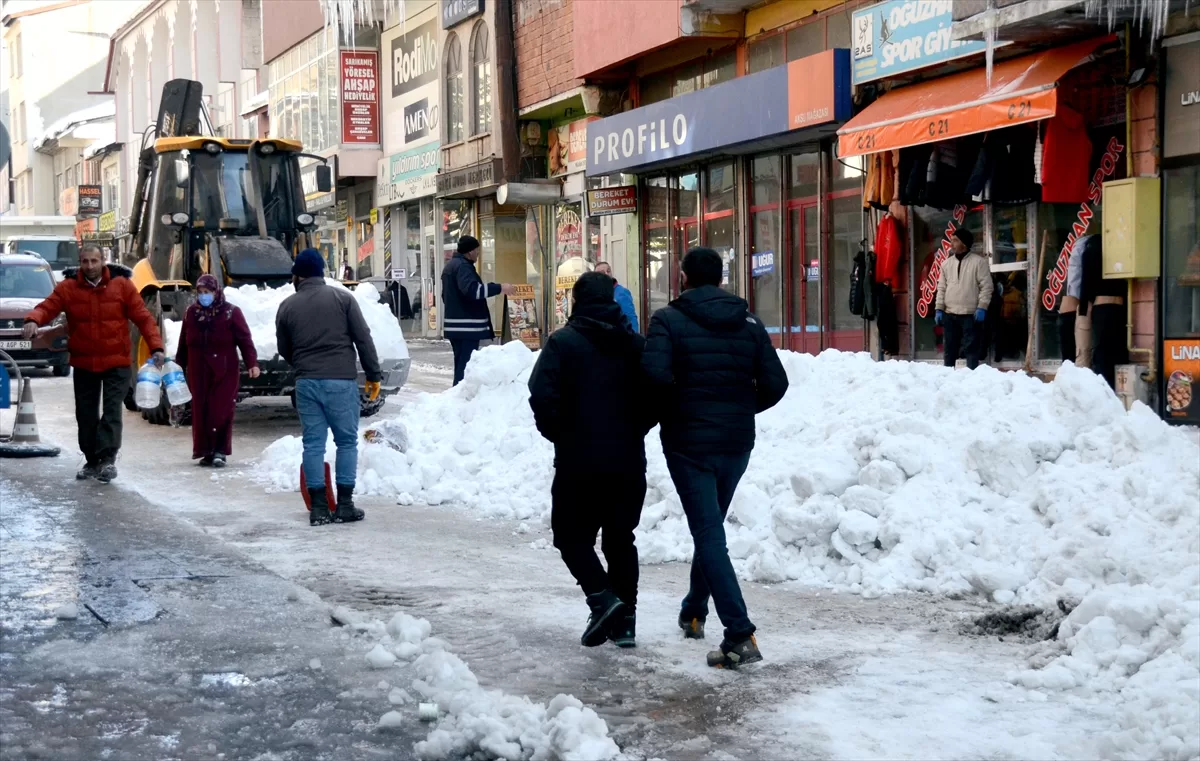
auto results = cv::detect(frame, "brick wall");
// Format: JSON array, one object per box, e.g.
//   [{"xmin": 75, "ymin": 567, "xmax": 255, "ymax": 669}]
[{"xmin": 514, "ymin": 0, "xmax": 583, "ymax": 110}]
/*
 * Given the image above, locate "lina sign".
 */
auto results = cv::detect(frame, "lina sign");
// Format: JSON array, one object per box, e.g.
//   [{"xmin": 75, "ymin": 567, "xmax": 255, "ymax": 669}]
[
  {"xmin": 851, "ymin": 0, "xmax": 991, "ymax": 85},
  {"xmin": 587, "ymin": 50, "xmax": 849, "ymax": 176}
]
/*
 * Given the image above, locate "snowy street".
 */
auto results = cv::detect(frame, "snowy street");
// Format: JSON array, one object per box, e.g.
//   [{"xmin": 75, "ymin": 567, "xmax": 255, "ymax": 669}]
[{"xmin": 4, "ymin": 345, "xmax": 1194, "ymax": 761}]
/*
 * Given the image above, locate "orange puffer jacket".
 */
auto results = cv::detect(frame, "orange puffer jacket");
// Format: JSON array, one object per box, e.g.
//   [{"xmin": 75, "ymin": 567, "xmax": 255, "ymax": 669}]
[{"xmin": 25, "ymin": 265, "xmax": 163, "ymax": 373}]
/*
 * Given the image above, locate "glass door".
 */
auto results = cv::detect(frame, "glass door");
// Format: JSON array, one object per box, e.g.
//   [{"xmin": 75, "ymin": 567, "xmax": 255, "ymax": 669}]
[
  {"xmin": 750, "ymin": 155, "xmax": 783, "ymax": 344},
  {"xmin": 788, "ymin": 204, "xmax": 821, "ymax": 353},
  {"xmin": 673, "ymin": 171, "xmax": 700, "ymax": 298},
  {"xmin": 703, "ymin": 161, "xmax": 738, "ymax": 293}
]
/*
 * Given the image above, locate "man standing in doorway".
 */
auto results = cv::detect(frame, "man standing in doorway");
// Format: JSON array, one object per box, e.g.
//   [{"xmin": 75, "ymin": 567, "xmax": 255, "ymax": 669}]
[
  {"xmin": 934, "ymin": 228, "xmax": 992, "ymax": 370},
  {"xmin": 23, "ymin": 243, "xmax": 164, "ymax": 483},
  {"xmin": 440, "ymin": 235, "xmax": 515, "ymax": 385},
  {"xmin": 276, "ymin": 249, "xmax": 382, "ymax": 525},
  {"xmin": 594, "ymin": 261, "xmax": 638, "ymax": 331},
  {"xmin": 642, "ymin": 247, "xmax": 789, "ymax": 669}
]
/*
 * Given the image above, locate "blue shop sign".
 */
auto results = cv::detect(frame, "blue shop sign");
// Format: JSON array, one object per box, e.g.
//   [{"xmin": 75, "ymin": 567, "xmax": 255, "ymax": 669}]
[
  {"xmin": 851, "ymin": 0, "xmax": 992, "ymax": 85},
  {"xmin": 587, "ymin": 50, "xmax": 850, "ymax": 176}
]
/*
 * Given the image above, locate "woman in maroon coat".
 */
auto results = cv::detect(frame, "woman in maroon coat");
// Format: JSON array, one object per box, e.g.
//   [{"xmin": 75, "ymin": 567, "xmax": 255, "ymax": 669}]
[{"xmin": 176, "ymin": 275, "xmax": 259, "ymax": 467}]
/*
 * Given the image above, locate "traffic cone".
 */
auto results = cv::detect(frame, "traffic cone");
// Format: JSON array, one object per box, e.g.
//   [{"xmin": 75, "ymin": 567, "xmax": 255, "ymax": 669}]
[{"xmin": 12, "ymin": 378, "xmax": 43, "ymax": 444}]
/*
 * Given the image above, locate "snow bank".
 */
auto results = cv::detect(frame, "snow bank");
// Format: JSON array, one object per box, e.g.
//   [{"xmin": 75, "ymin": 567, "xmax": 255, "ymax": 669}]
[
  {"xmin": 335, "ymin": 607, "xmax": 619, "ymax": 760},
  {"xmin": 164, "ymin": 281, "xmax": 408, "ymax": 361},
  {"xmin": 260, "ymin": 344, "xmax": 1200, "ymax": 760}
]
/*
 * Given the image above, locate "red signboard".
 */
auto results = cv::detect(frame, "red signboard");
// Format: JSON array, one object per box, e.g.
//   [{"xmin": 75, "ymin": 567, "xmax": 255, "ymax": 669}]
[
  {"xmin": 586, "ymin": 186, "xmax": 637, "ymax": 217},
  {"xmin": 341, "ymin": 50, "xmax": 380, "ymax": 144}
]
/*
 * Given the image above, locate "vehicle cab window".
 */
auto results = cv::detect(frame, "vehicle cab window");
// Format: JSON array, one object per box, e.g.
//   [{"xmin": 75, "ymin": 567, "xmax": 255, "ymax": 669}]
[{"xmin": 0, "ymin": 262, "xmax": 55, "ymax": 299}]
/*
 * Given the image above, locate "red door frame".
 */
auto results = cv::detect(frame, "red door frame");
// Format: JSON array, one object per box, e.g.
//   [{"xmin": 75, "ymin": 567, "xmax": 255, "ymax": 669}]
[
  {"xmin": 786, "ymin": 199, "xmax": 819, "ymax": 353},
  {"xmin": 823, "ymin": 188, "xmax": 866, "ymax": 352}
]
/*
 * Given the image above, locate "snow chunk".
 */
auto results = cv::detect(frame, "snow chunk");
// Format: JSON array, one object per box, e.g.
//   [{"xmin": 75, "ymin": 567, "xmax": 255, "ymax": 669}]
[{"xmin": 365, "ymin": 643, "xmax": 397, "ymax": 669}]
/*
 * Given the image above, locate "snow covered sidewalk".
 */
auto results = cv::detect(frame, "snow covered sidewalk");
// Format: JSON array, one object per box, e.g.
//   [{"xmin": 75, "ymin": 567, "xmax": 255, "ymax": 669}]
[{"xmin": 255, "ymin": 343, "xmax": 1200, "ymax": 760}]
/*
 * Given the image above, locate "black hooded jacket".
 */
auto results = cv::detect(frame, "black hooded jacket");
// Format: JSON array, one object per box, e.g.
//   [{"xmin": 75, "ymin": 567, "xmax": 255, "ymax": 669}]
[
  {"xmin": 528, "ymin": 300, "xmax": 656, "ymax": 474},
  {"xmin": 642, "ymin": 285, "xmax": 789, "ymax": 455}
]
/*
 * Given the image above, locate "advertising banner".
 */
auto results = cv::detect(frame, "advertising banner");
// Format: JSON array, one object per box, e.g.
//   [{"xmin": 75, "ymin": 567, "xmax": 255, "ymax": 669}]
[
  {"xmin": 77, "ymin": 185, "xmax": 102, "ymax": 216},
  {"xmin": 586, "ymin": 186, "xmax": 637, "ymax": 217},
  {"xmin": 587, "ymin": 49, "xmax": 849, "ymax": 176},
  {"xmin": 506, "ymin": 283, "xmax": 540, "ymax": 349},
  {"xmin": 340, "ymin": 50, "xmax": 380, "ymax": 144},
  {"xmin": 850, "ymin": 0, "xmax": 991, "ymax": 85},
  {"xmin": 549, "ymin": 117, "xmax": 596, "ymax": 177},
  {"xmin": 1165, "ymin": 340, "xmax": 1200, "ymax": 423},
  {"xmin": 381, "ymin": 13, "xmax": 440, "ymax": 204}
]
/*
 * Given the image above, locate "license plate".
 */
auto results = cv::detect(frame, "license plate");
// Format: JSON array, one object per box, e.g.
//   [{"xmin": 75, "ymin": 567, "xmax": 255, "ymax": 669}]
[{"xmin": 0, "ymin": 341, "xmax": 31, "ymax": 350}]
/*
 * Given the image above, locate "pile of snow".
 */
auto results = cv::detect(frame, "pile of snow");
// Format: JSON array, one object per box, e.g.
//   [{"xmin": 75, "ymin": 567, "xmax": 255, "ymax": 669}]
[
  {"xmin": 163, "ymin": 281, "xmax": 408, "ymax": 361},
  {"xmin": 334, "ymin": 606, "xmax": 619, "ymax": 760},
  {"xmin": 259, "ymin": 344, "xmax": 1200, "ymax": 760}
]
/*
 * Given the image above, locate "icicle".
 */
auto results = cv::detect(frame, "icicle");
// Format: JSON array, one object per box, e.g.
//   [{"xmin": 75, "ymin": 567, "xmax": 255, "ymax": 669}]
[
  {"xmin": 1082, "ymin": 0, "xmax": 1174, "ymax": 42},
  {"xmin": 319, "ymin": 0, "xmax": 408, "ymax": 49}
]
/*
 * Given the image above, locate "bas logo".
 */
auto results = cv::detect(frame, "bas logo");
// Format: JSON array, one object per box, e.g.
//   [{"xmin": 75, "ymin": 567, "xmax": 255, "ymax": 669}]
[{"xmin": 1171, "ymin": 344, "xmax": 1200, "ymax": 361}]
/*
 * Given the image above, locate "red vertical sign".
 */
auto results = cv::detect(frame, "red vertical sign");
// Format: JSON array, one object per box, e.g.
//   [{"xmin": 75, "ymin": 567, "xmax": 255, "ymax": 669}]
[{"xmin": 340, "ymin": 50, "xmax": 379, "ymax": 144}]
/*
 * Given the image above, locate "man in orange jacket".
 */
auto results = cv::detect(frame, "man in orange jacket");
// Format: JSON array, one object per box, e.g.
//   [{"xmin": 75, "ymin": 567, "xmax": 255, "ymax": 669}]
[{"xmin": 23, "ymin": 244, "xmax": 164, "ymax": 482}]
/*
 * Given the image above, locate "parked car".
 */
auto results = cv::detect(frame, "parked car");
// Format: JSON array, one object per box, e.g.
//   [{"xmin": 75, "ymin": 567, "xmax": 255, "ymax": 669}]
[{"xmin": 0, "ymin": 253, "xmax": 69, "ymax": 376}]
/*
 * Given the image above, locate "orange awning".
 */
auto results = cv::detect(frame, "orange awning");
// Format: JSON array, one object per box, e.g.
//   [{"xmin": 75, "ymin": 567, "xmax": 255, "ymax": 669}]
[{"xmin": 838, "ymin": 36, "xmax": 1115, "ymax": 158}]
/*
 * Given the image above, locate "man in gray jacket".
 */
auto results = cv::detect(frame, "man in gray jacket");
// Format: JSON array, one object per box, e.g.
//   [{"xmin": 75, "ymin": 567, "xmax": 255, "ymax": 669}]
[
  {"xmin": 276, "ymin": 249, "xmax": 382, "ymax": 525},
  {"xmin": 934, "ymin": 228, "xmax": 992, "ymax": 370}
]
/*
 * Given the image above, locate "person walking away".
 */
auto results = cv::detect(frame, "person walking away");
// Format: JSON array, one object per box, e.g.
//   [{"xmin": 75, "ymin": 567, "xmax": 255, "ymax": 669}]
[
  {"xmin": 276, "ymin": 249, "xmax": 382, "ymax": 525},
  {"xmin": 934, "ymin": 228, "xmax": 992, "ymax": 369},
  {"xmin": 23, "ymin": 243, "xmax": 164, "ymax": 482},
  {"xmin": 1078, "ymin": 235, "xmax": 1127, "ymax": 389},
  {"xmin": 529, "ymin": 273, "xmax": 656, "ymax": 649},
  {"xmin": 176, "ymin": 275, "xmax": 260, "ymax": 467},
  {"xmin": 642, "ymin": 247, "xmax": 789, "ymax": 668},
  {"xmin": 595, "ymin": 261, "xmax": 638, "ymax": 331},
  {"xmin": 440, "ymin": 235, "xmax": 515, "ymax": 385}
]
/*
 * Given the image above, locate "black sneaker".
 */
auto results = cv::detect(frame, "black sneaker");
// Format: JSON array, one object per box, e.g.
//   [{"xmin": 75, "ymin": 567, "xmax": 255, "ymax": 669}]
[
  {"xmin": 679, "ymin": 614, "xmax": 706, "ymax": 640},
  {"xmin": 96, "ymin": 461, "xmax": 117, "ymax": 484},
  {"xmin": 198, "ymin": 455, "xmax": 214, "ymax": 467},
  {"xmin": 333, "ymin": 484, "xmax": 364, "ymax": 523},
  {"xmin": 309, "ymin": 488, "xmax": 332, "ymax": 526},
  {"xmin": 706, "ymin": 635, "xmax": 762, "ymax": 669},
  {"xmin": 582, "ymin": 591, "xmax": 626, "ymax": 648},
  {"xmin": 76, "ymin": 463, "xmax": 98, "ymax": 480},
  {"xmin": 212, "ymin": 453, "xmax": 227, "ymax": 469},
  {"xmin": 608, "ymin": 610, "xmax": 636, "ymax": 649}
]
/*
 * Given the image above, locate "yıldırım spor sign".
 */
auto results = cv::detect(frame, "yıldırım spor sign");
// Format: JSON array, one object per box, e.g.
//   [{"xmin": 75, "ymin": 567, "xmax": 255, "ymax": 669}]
[{"xmin": 586, "ymin": 50, "xmax": 849, "ymax": 176}]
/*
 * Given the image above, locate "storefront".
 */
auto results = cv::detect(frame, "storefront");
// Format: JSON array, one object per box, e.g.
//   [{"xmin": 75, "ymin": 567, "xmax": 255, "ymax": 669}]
[
  {"xmin": 586, "ymin": 49, "xmax": 856, "ymax": 347},
  {"xmin": 838, "ymin": 34, "xmax": 1129, "ymax": 369},
  {"xmin": 1160, "ymin": 32, "xmax": 1200, "ymax": 424}
]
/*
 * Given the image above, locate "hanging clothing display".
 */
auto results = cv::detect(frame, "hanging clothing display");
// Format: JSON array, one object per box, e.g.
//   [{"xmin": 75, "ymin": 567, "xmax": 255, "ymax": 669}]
[
  {"xmin": 1040, "ymin": 105, "xmax": 1093, "ymax": 204},
  {"xmin": 873, "ymin": 213, "xmax": 903, "ymax": 287},
  {"xmin": 863, "ymin": 151, "xmax": 897, "ymax": 210},
  {"xmin": 966, "ymin": 128, "xmax": 1040, "ymax": 204}
]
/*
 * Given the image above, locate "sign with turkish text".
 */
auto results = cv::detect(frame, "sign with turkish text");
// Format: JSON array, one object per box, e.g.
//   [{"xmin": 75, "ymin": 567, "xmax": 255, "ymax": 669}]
[
  {"xmin": 549, "ymin": 117, "xmax": 596, "ymax": 177},
  {"xmin": 1165, "ymin": 340, "xmax": 1200, "ymax": 422},
  {"xmin": 752, "ymin": 251, "xmax": 776, "ymax": 278},
  {"xmin": 436, "ymin": 158, "xmax": 501, "ymax": 196},
  {"xmin": 340, "ymin": 50, "xmax": 380, "ymax": 144},
  {"xmin": 851, "ymin": 0, "xmax": 992, "ymax": 85},
  {"xmin": 391, "ymin": 17, "xmax": 439, "ymax": 98},
  {"xmin": 98, "ymin": 209, "xmax": 117, "ymax": 233},
  {"xmin": 377, "ymin": 142, "xmax": 441, "ymax": 205},
  {"xmin": 442, "ymin": 0, "xmax": 483, "ymax": 28},
  {"xmin": 77, "ymin": 185, "xmax": 102, "ymax": 216},
  {"xmin": 506, "ymin": 283, "xmax": 540, "ymax": 349},
  {"xmin": 59, "ymin": 187, "xmax": 78, "ymax": 217},
  {"xmin": 587, "ymin": 50, "xmax": 849, "ymax": 175},
  {"xmin": 1164, "ymin": 39, "xmax": 1200, "ymax": 159},
  {"xmin": 555, "ymin": 206, "xmax": 582, "ymax": 265},
  {"xmin": 586, "ymin": 186, "xmax": 637, "ymax": 217}
]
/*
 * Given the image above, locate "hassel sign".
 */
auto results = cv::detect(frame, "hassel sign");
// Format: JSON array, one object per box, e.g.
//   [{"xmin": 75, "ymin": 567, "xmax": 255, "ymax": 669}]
[
  {"xmin": 851, "ymin": 0, "xmax": 991, "ymax": 85},
  {"xmin": 587, "ymin": 50, "xmax": 849, "ymax": 176}
]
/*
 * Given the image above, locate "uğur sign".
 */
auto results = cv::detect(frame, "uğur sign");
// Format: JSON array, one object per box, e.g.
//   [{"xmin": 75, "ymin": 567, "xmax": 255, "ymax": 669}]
[{"xmin": 341, "ymin": 50, "xmax": 380, "ymax": 144}]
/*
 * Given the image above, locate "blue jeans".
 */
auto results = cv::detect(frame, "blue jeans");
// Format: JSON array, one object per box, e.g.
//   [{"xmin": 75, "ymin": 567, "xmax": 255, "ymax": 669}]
[
  {"xmin": 665, "ymin": 451, "xmax": 755, "ymax": 642},
  {"xmin": 294, "ymin": 378, "xmax": 360, "ymax": 490}
]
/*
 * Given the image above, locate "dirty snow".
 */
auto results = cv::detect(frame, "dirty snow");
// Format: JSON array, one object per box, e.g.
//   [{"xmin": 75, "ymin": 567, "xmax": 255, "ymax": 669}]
[
  {"xmin": 334, "ymin": 607, "xmax": 619, "ymax": 760},
  {"xmin": 257, "ymin": 343, "xmax": 1200, "ymax": 760},
  {"xmin": 163, "ymin": 281, "xmax": 408, "ymax": 361}
]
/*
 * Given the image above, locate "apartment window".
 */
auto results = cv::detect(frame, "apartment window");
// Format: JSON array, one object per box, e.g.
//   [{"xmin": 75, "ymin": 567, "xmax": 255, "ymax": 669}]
[
  {"xmin": 445, "ymin": 33, "xmax": 464, "ymax": 143},
  {"xmin": 9, "ymin": 33, "xmax": 21, "ymax": 78},
  {"xmin": 746, "ymin": 7, "xmax": 855, "ymax": 74},
  {"xmin": 12, "ymin": 102, "xmax": 25, "ymax": 143},
  {"xmin": 639, "ymin": 47, "xmax": 736, "ymax": 106},
  {"xmin": 470, "ymin": 22, "xmax": 492, "ymax": 136},
  {"xmin": 747, "ymin": 34, "xmax": 784, "ymax": 74},
  {"xmin": 214, "ymin": 83, "xmax": 236, "ymax": 138},
  {"xmin": 267, "ymin": 30, "xmax": 339, "ymax": 153}
]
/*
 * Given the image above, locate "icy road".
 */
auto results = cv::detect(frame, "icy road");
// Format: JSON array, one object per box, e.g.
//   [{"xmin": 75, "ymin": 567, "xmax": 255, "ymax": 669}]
[{"xmin": 0, "ymin": 343, "xmax": 1157, "ymax": 760}]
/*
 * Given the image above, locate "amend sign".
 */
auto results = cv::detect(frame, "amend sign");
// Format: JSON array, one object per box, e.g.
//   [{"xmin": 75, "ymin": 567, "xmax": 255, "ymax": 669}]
[
  {"xmin": 392, "ymin": 17, "xmax": 438, "ymax": 98},
  {"xmin": 404, "ymin": 97, "xmax": 439, "ymax": 143},
  {"xmin": 587, "ymin": 49, "xmax": 849, "ymax": 176}
]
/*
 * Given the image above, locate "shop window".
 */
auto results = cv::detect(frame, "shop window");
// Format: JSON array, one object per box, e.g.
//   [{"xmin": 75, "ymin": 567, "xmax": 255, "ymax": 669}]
[
  {"xmin": 1164, "ymin": 164, "xmax": 1200, "ymax": 338},
  {"xmin": 751, "ymin": 155, "xmax": 783, "ymax": 340},
  {"xmin": 790, "ymin": 152, "xmax": 819, "ymax": 200},
  {"xmin": 911, "ymin": 205, "xmax": 984, "ymax": 358},
  {"xmin": 267, "ymin": 30, "xmax": 338, "ymax": 154},
  {"xmin": 790, "ymin": 204, "xmax": 820, "ymax": 351},
  {"xmin": 470, "ymin": 22, "xmax": 492, "ymax": 136},
  {"xmin": 786, "ymin": 21, "xmax": 823, "ymax": 62},
  {"xmin": 701, "ymin": 48, "xmax": 736, "ymax": 89},
  {"xmin": 827, "ymin": 11, "xmax": 851, "ymax": 49},
  {"xmin": 644, "ymin": 177, "xmax": 671, "ymax": 317},
  {"xmin": 705, "ymin": 162, "xmax": 738, "ymax": 294},
  {"xmin": 747, "ymin": 34, "xmax": 784, "ymax": 74},
  {"xmin": 640, "ymin": 72, "xmax": 672, "ymax": 106},
  {"xmin": 828, "ymin": 195, "xmax": 864, "ymax": 347},
  {"xmin": 832, "ymin": 154, "xmax": 865, "ymax": 193},
  {"xmin": 445, "ymin": 34, "xmax": 464, "ymax": 143},
  {"xmin": 638, "ymin": 47, "xmax": 736, "ymax": 106}
]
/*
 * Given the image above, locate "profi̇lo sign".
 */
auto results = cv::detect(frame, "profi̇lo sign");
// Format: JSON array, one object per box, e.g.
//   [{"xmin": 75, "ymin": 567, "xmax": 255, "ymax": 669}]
[{"xmin": 593, "ymin": 115, "xmax": 690, "ymax": 170}]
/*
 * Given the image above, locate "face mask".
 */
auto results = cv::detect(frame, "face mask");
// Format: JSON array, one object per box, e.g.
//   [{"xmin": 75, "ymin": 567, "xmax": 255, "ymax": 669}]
[{"xmin": 198, "ymin": 293, "xmax": 215, "ymax": 307}]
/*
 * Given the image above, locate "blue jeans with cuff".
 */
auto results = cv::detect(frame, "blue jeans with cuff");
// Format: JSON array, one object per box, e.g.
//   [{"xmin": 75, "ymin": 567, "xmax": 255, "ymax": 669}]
[
  {"xmin": 294, "ymin": 378, "xmax": 359, "ymax": 490},
  {"xmin": 665, "ymin": 450, "xmax": 756, "ymax": 642}
]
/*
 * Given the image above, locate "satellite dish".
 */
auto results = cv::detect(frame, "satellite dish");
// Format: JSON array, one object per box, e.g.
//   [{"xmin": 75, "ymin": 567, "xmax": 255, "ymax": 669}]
[{"xmin": 0, "ymin": 122, "xmax": 9, "ymax": 170}]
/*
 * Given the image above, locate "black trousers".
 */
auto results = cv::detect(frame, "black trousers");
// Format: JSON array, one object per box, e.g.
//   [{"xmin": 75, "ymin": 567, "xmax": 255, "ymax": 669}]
[
  {"xmin": 449, "ymin": 339, "xmax": 480, "ymax": 386},
  {"xmin": 1059, "ymin": 311, "xmax": 1077, "ymax": 366},
  {"xmin": 551, "ymin": 470, "xmax": 647, "ymax": 609},
  {"xmin": 1090, "ymin": 304, "xmax": 1128, "ymax": 391},
  {"xmin": 943, "ymin": 313, "xmax": 981, "ymax": 369},
  {"xmin": 73, "ymin": 366, "xmax": 131, "ymax": 464}
]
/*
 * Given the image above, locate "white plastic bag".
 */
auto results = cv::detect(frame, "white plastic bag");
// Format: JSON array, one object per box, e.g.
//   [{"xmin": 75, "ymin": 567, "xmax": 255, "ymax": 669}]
[
  {"xmin": 161, "ymin": 359, "xmax": 191, "ymax": 406},
  {"xmin": 135, "ymin": 361, "xmax": 162, "ymax": 410}
]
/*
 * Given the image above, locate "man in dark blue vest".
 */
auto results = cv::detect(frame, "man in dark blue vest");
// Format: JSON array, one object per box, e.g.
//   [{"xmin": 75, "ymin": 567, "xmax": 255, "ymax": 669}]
[{"xmin": 440, "ymin": 235, "xmax": 514, "ymax": 385}]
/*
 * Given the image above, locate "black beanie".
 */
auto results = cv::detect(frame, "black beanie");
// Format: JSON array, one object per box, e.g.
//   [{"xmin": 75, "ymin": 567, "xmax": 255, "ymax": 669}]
[
  {"xmin": 953, "ymin": 228, "xmax": 974, "ymax": 251},
  {"xmin": 457, "ymin": 235, "xmax": 481, "ymax": 254},
  {"xmin": 572, "ymin": 271, "xmax": 615, "ymax": 306}
]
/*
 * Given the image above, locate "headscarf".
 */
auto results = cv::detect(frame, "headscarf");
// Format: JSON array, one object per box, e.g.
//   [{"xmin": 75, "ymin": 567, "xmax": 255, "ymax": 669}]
[{"xmin": 193, "ymin": 274, "xmax": 229, "ymax": 320}]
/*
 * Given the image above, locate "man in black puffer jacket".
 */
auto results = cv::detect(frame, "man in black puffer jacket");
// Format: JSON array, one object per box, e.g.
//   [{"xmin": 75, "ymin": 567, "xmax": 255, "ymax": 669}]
[
  {"xmin": 643, "ymin": 247, "xmax": 789, "ymax": 669},
  {"xmin": 441, "ymin": 235, "xmax": 515, "ymax": 385},
  {"xmin": 529, "ymin": 272, "xmax": 656, "ymax": 650}
]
